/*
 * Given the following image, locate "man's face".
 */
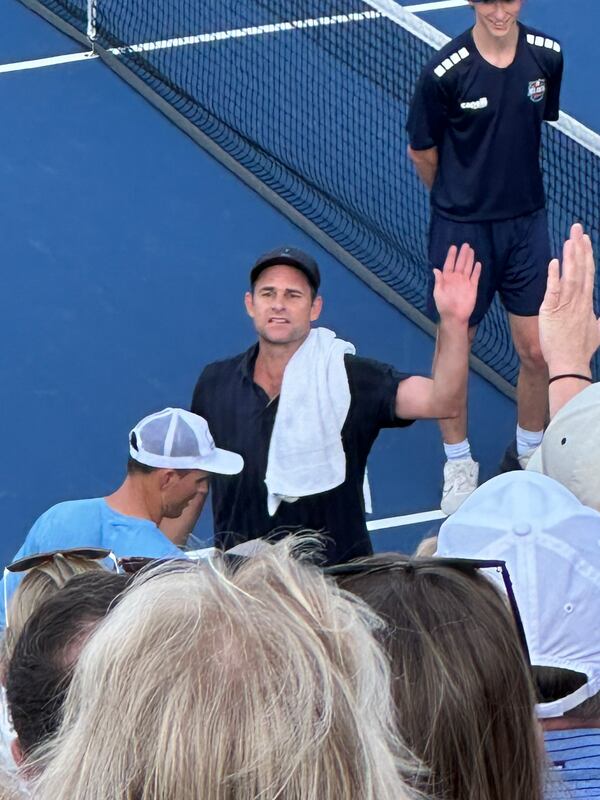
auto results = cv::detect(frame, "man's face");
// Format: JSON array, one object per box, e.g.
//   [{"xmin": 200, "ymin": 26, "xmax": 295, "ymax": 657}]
[
  {"xmin": 244, "ymin": 265, "xmax": 323, "ymax": 346},
  {"xmin": 471, "ymin": 0, "xmax": 522, "ymax": 38},
  {"xmin": 161, "ymin": 469, "xmax": 210, "ymax": 519}
]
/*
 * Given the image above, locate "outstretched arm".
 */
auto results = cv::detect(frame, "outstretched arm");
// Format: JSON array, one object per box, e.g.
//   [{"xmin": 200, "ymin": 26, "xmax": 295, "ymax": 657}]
[
  {"xmin": 396, "ymin": 243, "xmax": 480, "ymax": 419},
  {"xmin": 539, "ymin": 222, "xmax": 599, "ymax": 417}
]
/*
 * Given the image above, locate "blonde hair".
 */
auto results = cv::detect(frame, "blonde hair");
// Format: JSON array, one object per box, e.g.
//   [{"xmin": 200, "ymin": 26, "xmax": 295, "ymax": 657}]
[
  {"xmin": 2, "ymin": 555, "xmax": 104, "ymax": 666},
  {"xmin": 413, "ymin": 535, "xmax": 438, "ymax": 558},
  {"xmin": 32, "ymin": 539, "xmax": 417, "ymax": 800}
]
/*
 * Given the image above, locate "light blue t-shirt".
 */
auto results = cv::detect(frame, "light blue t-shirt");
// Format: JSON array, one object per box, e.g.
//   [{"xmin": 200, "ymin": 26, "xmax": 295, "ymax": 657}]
[
  {"xmin": 545, "ymin": 728, "xmax": 600, "ymax": 798},
  {"xmin": 0, "ymin": 498, "xmax": 182, "ymax": 627}
]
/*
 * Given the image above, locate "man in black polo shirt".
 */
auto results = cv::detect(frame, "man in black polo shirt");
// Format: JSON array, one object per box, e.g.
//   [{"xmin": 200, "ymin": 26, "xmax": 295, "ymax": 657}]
[
  {"xmin": 181, "ymin": 243, "xmax": 479, "ymax": 565},
  {"xmin": 407, "ymin": 0, "xmax": 563, "ymax": 514}
]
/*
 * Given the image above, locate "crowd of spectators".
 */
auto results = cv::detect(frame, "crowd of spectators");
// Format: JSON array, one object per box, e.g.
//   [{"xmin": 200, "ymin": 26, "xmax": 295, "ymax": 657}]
[
  {"xmin": 4, "ymin": 0, "xmax": 599, "ymax": 795},
  {"xmin": 0, "ymin": 219, "xmax": 596, "ymax": 799}
]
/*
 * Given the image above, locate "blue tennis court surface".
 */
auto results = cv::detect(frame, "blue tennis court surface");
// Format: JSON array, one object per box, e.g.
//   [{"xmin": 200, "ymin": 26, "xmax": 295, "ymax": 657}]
[{"xmin": 0, "ymin": 0, "xmax": 597, "ymax": 563}]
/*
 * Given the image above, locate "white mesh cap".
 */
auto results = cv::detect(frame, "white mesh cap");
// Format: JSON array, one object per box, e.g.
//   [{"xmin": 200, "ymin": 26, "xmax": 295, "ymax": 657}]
[
  {"xmin": 436, "ymin": 471, "xmax": 600, "ymax": 719},
  {"xmin": 129, "ymin": 408, "xmax": 243, "ymax": 475}
]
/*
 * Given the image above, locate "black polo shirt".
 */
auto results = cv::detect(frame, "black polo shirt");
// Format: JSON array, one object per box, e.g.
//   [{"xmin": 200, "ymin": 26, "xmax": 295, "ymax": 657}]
[
  {"xmin": 407, "ymin": 24, "xmax": 563, "ymax": 221},
  {"xmin": 191, "ymin": 345, "xmax": 413, "ymax": 565}
]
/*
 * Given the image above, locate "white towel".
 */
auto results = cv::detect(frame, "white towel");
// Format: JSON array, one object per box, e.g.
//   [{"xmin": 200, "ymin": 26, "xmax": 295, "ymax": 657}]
[{"xmin": 265, "ymin": 327, "xmax": 355, "ymax": 516}]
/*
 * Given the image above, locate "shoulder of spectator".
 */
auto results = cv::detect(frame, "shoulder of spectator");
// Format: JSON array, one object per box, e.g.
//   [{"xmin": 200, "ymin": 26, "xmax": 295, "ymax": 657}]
[{"xmin": 27, "ymin": 498, "xmax": 80, "ymax": 529}]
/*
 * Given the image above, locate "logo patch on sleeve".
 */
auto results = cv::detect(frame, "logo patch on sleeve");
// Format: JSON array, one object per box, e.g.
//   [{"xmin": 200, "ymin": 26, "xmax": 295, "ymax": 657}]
[{"xmin": 527, "ymin": 79, "xmax": 546, "ymax": 103}]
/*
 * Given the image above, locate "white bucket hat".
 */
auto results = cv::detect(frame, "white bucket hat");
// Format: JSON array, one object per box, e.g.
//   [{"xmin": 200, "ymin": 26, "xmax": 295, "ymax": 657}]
[
  {"xmin": 436, "ymin": 471, "xmax": 600, "ymax": 718},
  {"xmin": 129, "ymin": 408, "xmax": 243, "ymax": 475},
  {"xmin": 527, "ymin": 382, "xmax": 600, "ymax": 513}
]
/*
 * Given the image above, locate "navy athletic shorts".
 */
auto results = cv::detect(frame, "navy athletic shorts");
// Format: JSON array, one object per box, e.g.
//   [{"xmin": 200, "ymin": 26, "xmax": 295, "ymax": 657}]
[{"xmin": 427, "ymin": 208, "xmax": 552, "ymax": 327}]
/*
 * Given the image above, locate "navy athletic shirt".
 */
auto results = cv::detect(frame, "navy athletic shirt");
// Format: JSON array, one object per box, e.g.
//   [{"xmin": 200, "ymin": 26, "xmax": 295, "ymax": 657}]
[
  {"xmin": 192, "ymin": 346, "xmax": 413, "ymax": 565},
  {"xmin": 407, "ymin": 24, "xmax": 563, "ymax": 222}
]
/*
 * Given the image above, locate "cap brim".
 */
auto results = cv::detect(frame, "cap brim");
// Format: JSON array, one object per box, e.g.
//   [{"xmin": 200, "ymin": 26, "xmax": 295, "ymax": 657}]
[{"xmin": 195, "ymin": 447, "xmax": 244, "ymax": 476}]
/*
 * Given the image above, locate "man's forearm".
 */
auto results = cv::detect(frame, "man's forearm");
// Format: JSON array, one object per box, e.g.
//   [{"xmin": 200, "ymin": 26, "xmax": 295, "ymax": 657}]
[
  {"xmin": 407, "ymin": 145, "xmax": 438, "ymax": 191},
  {"xmin": 430, "ymin": 319, "xmax": 470, "ymax": 418},
  {"xmin": 414, "ymin": 160, "xmax": 437, "ymax": 191},
  {"xmin": 395, "ymin": 242, "xmax": 478, "ymax": 420}
]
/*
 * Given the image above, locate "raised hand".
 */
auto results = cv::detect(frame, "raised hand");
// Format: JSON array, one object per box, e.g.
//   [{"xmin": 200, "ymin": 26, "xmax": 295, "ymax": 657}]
[
  {"xmin": 538, "ymin": 222, "xmax": 600, "ymax": 375},
  {"xmin": 433, "ymin": 243, "xmax": 481, "ymax": 326}
]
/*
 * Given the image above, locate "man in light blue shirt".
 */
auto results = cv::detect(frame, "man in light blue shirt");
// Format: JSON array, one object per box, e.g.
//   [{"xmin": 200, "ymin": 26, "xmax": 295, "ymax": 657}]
[{"xmin": 1, "ymin": 408, "xmax": 243, "ymax": 627}]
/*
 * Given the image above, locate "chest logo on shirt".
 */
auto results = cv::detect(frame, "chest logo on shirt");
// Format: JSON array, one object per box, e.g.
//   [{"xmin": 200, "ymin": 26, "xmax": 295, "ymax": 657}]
[
  {"xmin": 460, "ymin": 97, "xmax": 488, "ymax": 111},
  {"xmin": 527, "ymin": 79, "xmax": 546, "ymax": 103}
]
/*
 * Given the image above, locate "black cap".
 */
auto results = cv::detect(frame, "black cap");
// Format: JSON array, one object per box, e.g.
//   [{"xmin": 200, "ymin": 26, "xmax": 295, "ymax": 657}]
[{"xmin": 250, "ymin": 246, "xmax": 321, "ymax": 293}]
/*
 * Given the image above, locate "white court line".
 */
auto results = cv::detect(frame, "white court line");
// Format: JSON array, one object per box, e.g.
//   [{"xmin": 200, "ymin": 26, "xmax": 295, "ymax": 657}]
[
  {"xmin": 3, "ymin": 3, "xmax": 598, "ymax": 157},
  {"xmin": 367, "ymin": 509, "xmax": 446, "ymax": 531},
  {"xmin": 0, "ymin": 50, "xmax": 96, "ymax": 74},
  {"xmin": 404, "ymin": 0, "xmax": 468, "ymax": 12},
  {"xmin": 0, "ymin": 11, "xmax": 381, "ymax": 71},
  {"xmin": 106, "ymin": 11, "xmax": 380, "ymax": 54}
]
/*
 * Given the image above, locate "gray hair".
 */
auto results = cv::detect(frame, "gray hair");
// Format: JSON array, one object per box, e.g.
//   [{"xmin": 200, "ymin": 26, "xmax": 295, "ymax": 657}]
[
  {"xmin": 32, "ymin": 538, "xmax": 418, "ymax": 800},
  {"xmin": 0, "ymin": 766, "xmax": 26, "ymax": 800}
]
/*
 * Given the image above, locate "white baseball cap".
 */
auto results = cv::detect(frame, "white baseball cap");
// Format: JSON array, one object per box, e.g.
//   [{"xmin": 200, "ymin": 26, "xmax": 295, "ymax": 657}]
[
  {"xmin": 129, "ymin": 408, "xmax": 243, "ymax": 475},
  {"xmin": 436, "ymin": 471, "xmax": 600, "ymax": 718},
  {"xmin": 527, "ymin": 382, "xmax": 600, "ymax": 513}
]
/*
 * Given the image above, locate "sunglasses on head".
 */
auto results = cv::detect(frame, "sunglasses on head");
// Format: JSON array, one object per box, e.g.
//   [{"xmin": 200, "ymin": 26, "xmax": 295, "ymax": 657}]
[
  {"xmin": 3, "ymin": 547, "xmax": 120, "ymax": 629},
  {"xmin": 118, "ymin": 556, "xmax": 169, "ymax": 574},
  {"xmin": 118, "ymin": 551, "xmax": 248, "ymax": 576},
  {"xmin": 5, "ymin": 547, "xmax": 116, "ymax": 574},
  {"xmin": 325, "ymin": 556, "xmax": 530, "ymax": 666}
]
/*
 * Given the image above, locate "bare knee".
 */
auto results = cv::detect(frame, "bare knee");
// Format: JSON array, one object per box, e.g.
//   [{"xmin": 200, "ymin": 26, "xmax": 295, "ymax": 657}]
[
  {"xmin": 515, "ymin": 340, "xmax": 546, "ymax": 373},
  {"xmin": 510, "ymin": 316, "xmax": 547, "ymax": 374}
]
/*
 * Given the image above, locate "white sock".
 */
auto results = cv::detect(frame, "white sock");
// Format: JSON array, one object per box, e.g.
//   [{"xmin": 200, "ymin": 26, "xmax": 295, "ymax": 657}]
[
  {"xmin": 444, "ymin": 439, "xmax": 471, "ymax": 461},
  {"xmin": 516, "ymin": 425, "xmax": 544, "ymax": 457}
]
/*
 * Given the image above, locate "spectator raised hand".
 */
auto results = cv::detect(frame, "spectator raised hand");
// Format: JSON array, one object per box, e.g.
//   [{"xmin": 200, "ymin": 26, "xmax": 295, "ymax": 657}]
[
  {"xmin": 433, "ymin": 243, "xmax": 481, "ymax": 325},
  {"xmin": 539, "ymin": 223, "xmax": 599, "ymax": 416}
]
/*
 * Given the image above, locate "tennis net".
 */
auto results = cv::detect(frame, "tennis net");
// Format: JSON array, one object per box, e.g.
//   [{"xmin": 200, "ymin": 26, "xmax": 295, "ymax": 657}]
[{"xmin": 23, "ymin": 0, "xmax": 600, "ymax": 387}]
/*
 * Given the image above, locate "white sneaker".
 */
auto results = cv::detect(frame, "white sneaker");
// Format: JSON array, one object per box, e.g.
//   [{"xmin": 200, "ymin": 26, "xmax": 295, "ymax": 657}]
[{"xmin": 441, "ymin": 457, "xmax": 479, "ymax": 515}]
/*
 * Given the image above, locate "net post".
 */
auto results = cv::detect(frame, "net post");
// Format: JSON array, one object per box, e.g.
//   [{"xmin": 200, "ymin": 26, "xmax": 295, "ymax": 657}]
[{"xmin": 86, "ymin": 0, "xmax": 97, "ymax": 43}]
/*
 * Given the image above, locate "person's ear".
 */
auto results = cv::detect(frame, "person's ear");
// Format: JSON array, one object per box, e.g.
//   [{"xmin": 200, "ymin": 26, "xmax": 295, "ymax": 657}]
[
  {"xmin": 158, "ymin": 469, "xmax": 178, "ymax": 492},
  {"xmin": 310, "ymin": 295, "xmax": 323, "ymax": 322},
  {"xmin": 11, "ymin": 737, "xmax": 24, "ymax": 767},
  {"xmin": 244, "ymin": 291, "xmax": 255, "ymax": 319}
]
